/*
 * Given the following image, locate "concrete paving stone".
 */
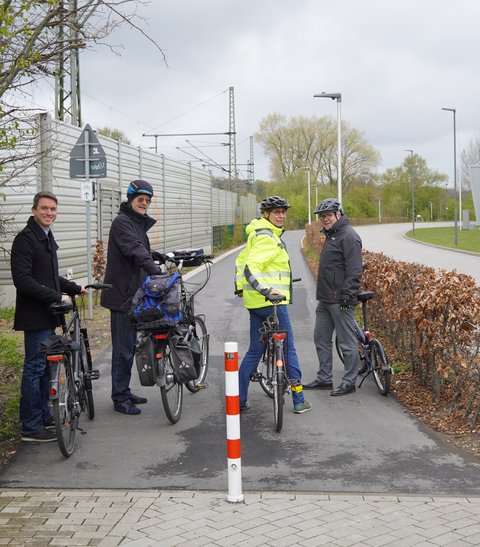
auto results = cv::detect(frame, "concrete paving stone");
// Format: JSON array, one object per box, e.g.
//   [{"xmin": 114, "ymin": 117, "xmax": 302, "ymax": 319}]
[
  {"xmin": 0, "ymin": 539, "xmax": 11, "ymax": 545},
  {"xmin": 299, "ymin": 532, "xmax": 338, "ymax": 545},
  {"xmin": 333, "ymin": 532, "xmax": 370, "ymax": 547},
  {"xmin": 235, "ymin": 534, "xmax": 277, "ymax": 546},
  {"xmin": 235, "ymin": 518, "xmax": 277, "ymax": 534},
  {"xmin": 58, "ymin": 524, "xmax": 99, "ymax": 532},
  {"xmin": 387, "ymin": 535, "xmax": 433, "ymax": 547},
  {"xmin": 442, "ymin": 508, "xmax": 480, "ymax": 521},
  {"xmin": 456, "ymin": 524, "xmax": 480, "ymax": 536},
  {"xmin": 429, "ymin": 531, "xmax": 467, "ymax": 545},
  {"xmin": 49, "ymin": 538, "xmax": 92, "ymax": 546},
  {"xmin": 58, "ymin": 491, "xmax": 94, "ymax": 498},
  {"xmin": 414, "ymin": 525, "xmax": 457, "ymax": 540},
  {"xmin": 415, "ymin": 517, "xmax": 453, "ymax": 530},
  {"xmin": 360, "ymin": 532, "xmax": 399, "ymax": 546},
  {"xmin": 441, "ymin": 517, "xmax": 478, "ymax": 530},
  {"xmin": 0, "ymin": 491, "xmax": 29, "ymax": 498},
  {"xmin": 97, "ymin": 537, "xmax": 123, "ymax": 547}
]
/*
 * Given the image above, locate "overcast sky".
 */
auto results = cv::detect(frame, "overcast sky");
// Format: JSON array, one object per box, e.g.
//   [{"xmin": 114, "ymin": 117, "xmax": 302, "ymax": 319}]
[{"xmin": 35, "ymin": 0, "xmax": 480, "ymax": 186}]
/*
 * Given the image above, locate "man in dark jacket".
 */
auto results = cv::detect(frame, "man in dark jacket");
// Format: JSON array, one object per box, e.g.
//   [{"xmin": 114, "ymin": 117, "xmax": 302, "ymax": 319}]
[
  {"xmin": 11, "ymin": 191, "xmax": 85, "ymax": 442},
  {"xmin": 101, "ymin": 179, "xmax": 163, "ymax": 415},
  {"xmin": 304, "ymin": 198, "xmax": 363, "ymax": 396}
]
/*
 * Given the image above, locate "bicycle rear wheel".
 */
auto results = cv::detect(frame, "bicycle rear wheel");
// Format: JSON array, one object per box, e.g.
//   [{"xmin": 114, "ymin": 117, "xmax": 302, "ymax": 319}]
[
  {"xmin": 370, "ymin": 339, "xmax": 391, "ymax": 396},
  {"xmin": 160, "ymin": 347, "xmax": 183, "ymax": 423},
  {"xmin": 258, "ymin": 343, "xmax": 274, "ymax": 398},
  {"xmin": 52, "ymin": 356, "xmax": 76, "ymax": 458},
  {"xmin": 79, "ymin": 336, "xmax": 95, "ymax": 420},
  {"xmin": 273, "ymin": 345, "xmax": 285, "ymax": 432},
  {"xmin": 185, "ymin": 316, "xmax": 209, "ymax": 393}
]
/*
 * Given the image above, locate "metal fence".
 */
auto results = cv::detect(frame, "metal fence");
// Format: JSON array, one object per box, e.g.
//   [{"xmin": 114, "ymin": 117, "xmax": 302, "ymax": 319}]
[{"xmin": 0, "ymin": 114, "xmax": 258, "ymax": 306}]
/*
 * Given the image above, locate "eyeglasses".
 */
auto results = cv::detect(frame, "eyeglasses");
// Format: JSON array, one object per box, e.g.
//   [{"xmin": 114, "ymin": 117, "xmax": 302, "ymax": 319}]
[
  {"xmin": 134, "ymin": 196, "xmax": 151, "ymax": 205},
  {"xmin": 319, "ymin": 213, "xmax": 335, "ymax": 220}
]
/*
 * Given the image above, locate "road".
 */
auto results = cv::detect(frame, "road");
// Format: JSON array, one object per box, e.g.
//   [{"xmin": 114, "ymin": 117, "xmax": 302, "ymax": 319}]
[{"xmin": 1, "ymin": 224, "xmax": 479, "ymax": 495}]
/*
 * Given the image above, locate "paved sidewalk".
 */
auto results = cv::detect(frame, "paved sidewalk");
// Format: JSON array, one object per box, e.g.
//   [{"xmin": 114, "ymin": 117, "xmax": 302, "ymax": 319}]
[{"xmin": 2, "ymin": 489, "xmax": 480, "ymax": 546}]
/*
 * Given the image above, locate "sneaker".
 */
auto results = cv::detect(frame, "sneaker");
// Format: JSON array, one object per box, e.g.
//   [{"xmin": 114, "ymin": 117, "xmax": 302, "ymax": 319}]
[
  {"xmin": 129, "ymin": 393, "xmax": 148, "ymax": 405},
  {"xmin": 114, "ymin": 400, "xmax": 141, "ymax": 415},
  {"xmin": 21, "ymin": 428, "xmax": 57, "ymax": 443},
  {"xmin": 293, "ymin": 401, "xmax": 312, "ymax": 414},
  {"xmin": 240, "ymin": 401, "xmax": 251, "ymax": 411},
  {"xmin": 43, "ymin": 417, "xmax": 55, "ymax": 430}
]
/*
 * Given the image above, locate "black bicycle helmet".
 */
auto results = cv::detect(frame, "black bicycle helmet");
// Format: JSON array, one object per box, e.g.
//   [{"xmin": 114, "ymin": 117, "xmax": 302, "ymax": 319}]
[
  {"xmin": 314, "ymin": 198, "xmax": 342, "ymax": 215},
  {"xmin": 127, "ymin": 179, "xmax": 154, "ymax": 201},
  {"xmin": 259, "ymin": 195, "xmax": 291, "ymax": 212}
]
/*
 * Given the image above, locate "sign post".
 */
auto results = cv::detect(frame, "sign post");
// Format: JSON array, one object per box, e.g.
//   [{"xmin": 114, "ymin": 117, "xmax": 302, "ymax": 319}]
[{"xmin": 69, "ymin": 124, "xmax": 107, "ymax": 319}]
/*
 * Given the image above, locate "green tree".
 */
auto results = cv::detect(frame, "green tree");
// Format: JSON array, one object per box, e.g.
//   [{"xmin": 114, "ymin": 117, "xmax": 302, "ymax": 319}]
[{"xmin": 97, "ymin": 127, "xmax": 131, "ymax": 144}]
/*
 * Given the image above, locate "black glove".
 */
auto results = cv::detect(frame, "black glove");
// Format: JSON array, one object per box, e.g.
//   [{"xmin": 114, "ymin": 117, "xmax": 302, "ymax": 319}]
[
  {"xmin": 152, "ymin": 251, "xmax": 167, "ymax": 264},
  {"xmin": 339, "ymin": 300, "xmax": 350, "ymax": 312}
]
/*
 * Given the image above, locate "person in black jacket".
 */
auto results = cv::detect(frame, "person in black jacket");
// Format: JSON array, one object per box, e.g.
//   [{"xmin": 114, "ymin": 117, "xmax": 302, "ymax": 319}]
[
  {"xmin": 303, "ymin": 198, "xmax": 363, "ymax": 396},
  {"xmin": 101, "ymin": 179, "xmax": 164, "ymax": 415},
  {"xmin": 11, "ymin": 192, "xmax": 86, "ymax": 442}
]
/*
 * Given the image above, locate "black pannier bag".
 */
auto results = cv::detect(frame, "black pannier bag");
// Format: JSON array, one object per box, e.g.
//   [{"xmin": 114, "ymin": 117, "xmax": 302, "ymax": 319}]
[
  {"xmin": 135, "ymin": 335, "xmax": 156, "ymax": 386},
  {"xmin": 169, "ymin": 327, "xmax": 202, "ymax": 383},
  {"xmin": 130, "ymin": 272, "xmax": 183, "ymax": 330}
]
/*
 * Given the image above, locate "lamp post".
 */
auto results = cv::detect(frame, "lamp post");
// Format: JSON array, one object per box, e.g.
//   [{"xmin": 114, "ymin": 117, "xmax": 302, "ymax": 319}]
[
  {"xmin": 313, "ymin": 92, "xmax": 342, "ymax": 204},
  {"xmin": 442, "ymin": 107, "xmax": 458, "ymax": 245},
  {"xmin": 293, "ymin": 166, "xmax": 312, "ymax": 224},
  {"xmin": 404, "ymin": 149, "xmax": 415, "ymax": 234}
]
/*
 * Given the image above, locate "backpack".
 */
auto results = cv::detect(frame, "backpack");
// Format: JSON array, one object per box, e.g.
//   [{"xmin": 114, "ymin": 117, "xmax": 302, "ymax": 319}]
[{"xmin": 130, "ymin": 272, "xmax": 183, "ymax": 329}]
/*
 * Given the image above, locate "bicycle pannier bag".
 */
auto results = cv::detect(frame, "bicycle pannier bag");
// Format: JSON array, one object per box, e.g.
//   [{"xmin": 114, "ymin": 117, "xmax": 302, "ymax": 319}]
[
  {"xmin": 135, "ymin": 335, "xmax": 156, "ymax": 386},
  {"xmin": 169, "ymin": 328, "xmax": 201, "ymax": 383},
  {"xmin": 130, "ymin": 272, "xmax": 183, "ymax": 329}
]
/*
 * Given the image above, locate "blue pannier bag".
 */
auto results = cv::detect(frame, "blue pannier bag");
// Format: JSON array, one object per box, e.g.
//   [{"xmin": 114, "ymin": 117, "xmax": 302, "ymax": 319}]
[{"xmin": 130, "ymin": 272, "xmax": 183, "ymax": 329}]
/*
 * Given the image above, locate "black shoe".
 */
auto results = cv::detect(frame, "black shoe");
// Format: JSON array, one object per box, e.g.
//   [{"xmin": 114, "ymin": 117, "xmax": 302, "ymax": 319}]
[
  {"xmin": 43, "ymin": 417, "xmax": 55, "ymax": 430},
  {"xmin": 114, "ymin": 400, "xmax": 141, "ymax": 415},
  {"xmin": 21, "ymin": 428, "xmax": 57, "ymax": 443},
  {"xmin": 303, "ymin": 380, "xmax": 333, "ymax": 390},
  {"xmin": 129, "ymin": 393, "xmax": 148, "ymax": 405},
  {"xmin": 240, "ymin": 401, "xmax": 251, "ymax": 411},
  {"xmin": 330, "ymin": 383, "xmax": 356, "ymax": 396}
]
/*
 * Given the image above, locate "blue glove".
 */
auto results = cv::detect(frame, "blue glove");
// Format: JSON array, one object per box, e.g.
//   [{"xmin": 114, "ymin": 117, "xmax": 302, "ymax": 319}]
[{"xmin": 339, "ymin": 300, "xmax": 350, "ymax": 312}]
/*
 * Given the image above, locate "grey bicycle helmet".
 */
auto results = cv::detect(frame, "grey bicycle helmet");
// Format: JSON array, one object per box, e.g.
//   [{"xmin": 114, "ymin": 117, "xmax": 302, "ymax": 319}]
[
  {"xmin": 314, "ymin": 198, "xmax": 343, "ymax": 215},
  {"xmin": 259, "ymin": 195, "xmax": 291, "ymax": 212}
]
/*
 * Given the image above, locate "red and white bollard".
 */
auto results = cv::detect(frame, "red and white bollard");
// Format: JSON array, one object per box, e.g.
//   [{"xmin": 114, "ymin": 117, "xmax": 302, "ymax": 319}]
[{"xmin": 224, "ymin": 342, "xmax": 244, "ymax": 503}]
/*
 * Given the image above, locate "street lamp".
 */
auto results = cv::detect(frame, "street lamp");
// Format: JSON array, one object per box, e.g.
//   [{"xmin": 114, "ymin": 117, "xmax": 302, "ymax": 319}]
[
  {"xmin": 293, "ymin": 166, "xmax": 312, "ymax": 225},
  {"xmin": 313, "ymin": 92, "xmax": 342, "ymax": 204},
  {"xmin": 404, "ymin": 149, "xmax": 415, "ymax": 234},
  {"xmin": 442, "ymin": 107, "xmax": 458, "ymax": 245}
]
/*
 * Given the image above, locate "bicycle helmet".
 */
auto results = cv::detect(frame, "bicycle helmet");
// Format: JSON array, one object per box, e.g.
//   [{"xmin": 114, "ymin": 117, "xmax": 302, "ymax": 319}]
[
  {"xmin": 259, "ymin": 195, "xmax": 291, "ymax": 212},
  {"xmin": 314, "ymin": 198, "xmax": 343, "ymax": 215},
  {"xmin": 127, "ymin": 179, "xmax": 154, "ymax": 202}
]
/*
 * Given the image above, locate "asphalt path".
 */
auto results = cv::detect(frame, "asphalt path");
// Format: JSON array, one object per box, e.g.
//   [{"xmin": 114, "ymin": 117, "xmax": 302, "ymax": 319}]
[{"xmin": 1, "ymin": 224, "xmax": 480, "ymax": 495}]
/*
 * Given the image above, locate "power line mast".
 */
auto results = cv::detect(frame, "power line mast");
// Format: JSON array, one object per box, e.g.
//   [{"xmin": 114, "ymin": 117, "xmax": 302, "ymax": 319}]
[
  {"xmin": 228, "ymin": 86, "xmax": 237, "ymax": 191},
  {"xmin": 247, "ymin": 135, "xmax": 254, "ymax": 188},
  {"xmin": 55, "ymin": 1, "xmax": 99, "ymax": 127}
]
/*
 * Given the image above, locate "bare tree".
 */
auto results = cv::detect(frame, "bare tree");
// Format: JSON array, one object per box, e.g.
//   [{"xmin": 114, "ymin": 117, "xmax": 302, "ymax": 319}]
[
  {"xmin": 461, "ymin": 136, "xmax": 480, "ymax": 191},
  {"xmin": 0, "ymin": 0, "xmax": 166, "ymax": 240},
  {"xmin": 255, "ymin": 113, "xmax": 380, "ymax": 194}
]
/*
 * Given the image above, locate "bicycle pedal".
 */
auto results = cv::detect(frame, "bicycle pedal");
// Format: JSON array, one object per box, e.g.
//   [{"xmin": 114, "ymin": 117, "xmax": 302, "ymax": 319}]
[
  {"xmin": 87, "ymin": 369, "xmax": 100, "ymax": 380},
  {"xmin": 250, "ymin": 372, "xmax": 263, "ymax": 382},
  {"xmin": 197, "ymin": 383, "xmax": 208, "ymax": 389}
]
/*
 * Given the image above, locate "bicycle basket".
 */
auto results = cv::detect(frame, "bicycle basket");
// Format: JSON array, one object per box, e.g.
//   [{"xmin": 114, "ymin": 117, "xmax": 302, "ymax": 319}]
[
  {"xmin": 135, "ymin": 335, "xmax": 156, "ymax": 386},
  {"xmin": 168, "ymin": 327, "xmax": 202, "ymax": 383}
]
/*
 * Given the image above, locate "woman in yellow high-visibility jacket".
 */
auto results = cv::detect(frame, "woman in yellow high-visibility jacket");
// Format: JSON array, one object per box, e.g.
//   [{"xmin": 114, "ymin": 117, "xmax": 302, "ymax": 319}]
[{"xmin": 235, "ymin": 196, "xmax": 312, "ymax": 414}]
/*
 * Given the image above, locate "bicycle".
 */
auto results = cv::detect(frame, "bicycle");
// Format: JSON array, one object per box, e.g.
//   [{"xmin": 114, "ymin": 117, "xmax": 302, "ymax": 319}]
[
  {"xmin": 134, "ymin": 249, "xmax": 211, "ymax": 424},
  {"xmin": 335, "ymin": 291, "xmax": 392, "ymax": 396},
  {"xmin": 250, "ymin": 294, "xmax": 298, "ymax": 432},
  {"xmin": 46, "ymin": 283, "xmax": 111, "ymax": 457}
]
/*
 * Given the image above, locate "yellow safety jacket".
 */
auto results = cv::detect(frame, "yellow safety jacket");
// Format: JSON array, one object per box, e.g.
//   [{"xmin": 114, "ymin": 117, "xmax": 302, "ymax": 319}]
[{"xmin": 235, "ymin": 217, "xmax": 292, "ymax": 309}]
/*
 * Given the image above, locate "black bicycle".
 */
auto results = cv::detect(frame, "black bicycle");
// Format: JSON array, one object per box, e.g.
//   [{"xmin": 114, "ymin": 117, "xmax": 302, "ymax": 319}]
[
  {"xmin": 47, "ymin": 283, "xmax": 111, "ymax": 457},
  {"xmin": 251, "ymin": 294, "xmax": 297, "ymax": 432},
  {"xmin": 134, "ymin": 249, "xmax": 211, "ymax": 423},
  {"xmin": 335, "ymin": 291, "xmax": 392, "ymax": 396}
]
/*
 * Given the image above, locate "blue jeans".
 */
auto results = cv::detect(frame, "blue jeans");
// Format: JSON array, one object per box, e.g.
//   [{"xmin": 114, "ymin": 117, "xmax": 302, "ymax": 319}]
[
  {"xmin": 239, "ymin": 305, "xmax": 304, "ymax": 406},
  {"xmin": 110, "ymin": 310, "xmax": 138, "ymax": 403},
  {"xmin": 20, "ymin": 328, "xmax": 55, "ymax": 434},
  {"xmin": 313, "ymin": 300, "xmax": 360, "ymax": 386}
]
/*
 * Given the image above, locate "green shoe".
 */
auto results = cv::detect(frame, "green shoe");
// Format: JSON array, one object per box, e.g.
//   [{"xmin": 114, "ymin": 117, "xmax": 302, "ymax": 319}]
[{"xmin": 293, "ymin": 401, "xmax": 312, "ymax": 414}]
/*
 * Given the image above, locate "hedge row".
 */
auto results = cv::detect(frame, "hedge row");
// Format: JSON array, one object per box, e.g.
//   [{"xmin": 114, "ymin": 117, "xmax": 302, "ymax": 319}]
[{"xmin": 305, "ymin": 222, "xmax": 480, "ymax": 427}]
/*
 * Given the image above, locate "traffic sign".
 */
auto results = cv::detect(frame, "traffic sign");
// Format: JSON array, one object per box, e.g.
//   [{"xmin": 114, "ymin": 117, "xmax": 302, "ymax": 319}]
[{"xmin": 69, "ymin": 124, "xmax": 107, "ymax": 178}]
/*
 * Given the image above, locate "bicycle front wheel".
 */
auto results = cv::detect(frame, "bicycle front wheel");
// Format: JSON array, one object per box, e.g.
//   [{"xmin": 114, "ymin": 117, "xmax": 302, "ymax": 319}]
[
  {"xmin": 53, "ymin": 356, "xmax": 76, "ymax": 458},
  {"xmin": 185, "ymin": 316, "xmax": 209, "ymax": 393},
  {"xmin": 273, "ymin": 345, "xmax": 285, "ymax": 432},
  {"xmin": 370, "ymin": 339, "xmax": 391, "ymax": 396},
  {"xmin": 160, "ymin": 348, "xmax": 183, "ymax": 423},
  {"xmin": 80, "ymin": 336, "xmax": 95, "ymax": 420}
]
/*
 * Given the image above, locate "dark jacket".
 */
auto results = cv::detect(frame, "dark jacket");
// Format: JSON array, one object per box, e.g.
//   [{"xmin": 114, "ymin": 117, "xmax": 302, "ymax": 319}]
[
  {"xmin": 100, "ymin": 202, "xmax": 161, "ymax": 312},
  {"xmin": 316, "ymin": 215, "xmax": 363, "ymax": 305},
  {"xmin": 11, "ymin": 216, "xmax": 82, "ymax": 331}
]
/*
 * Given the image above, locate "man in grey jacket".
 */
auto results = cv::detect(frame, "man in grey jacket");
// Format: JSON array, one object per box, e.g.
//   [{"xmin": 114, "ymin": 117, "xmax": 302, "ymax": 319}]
[{"xmin": 304, "ymin": 198, "xmax": 363, "ymax": 396}]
